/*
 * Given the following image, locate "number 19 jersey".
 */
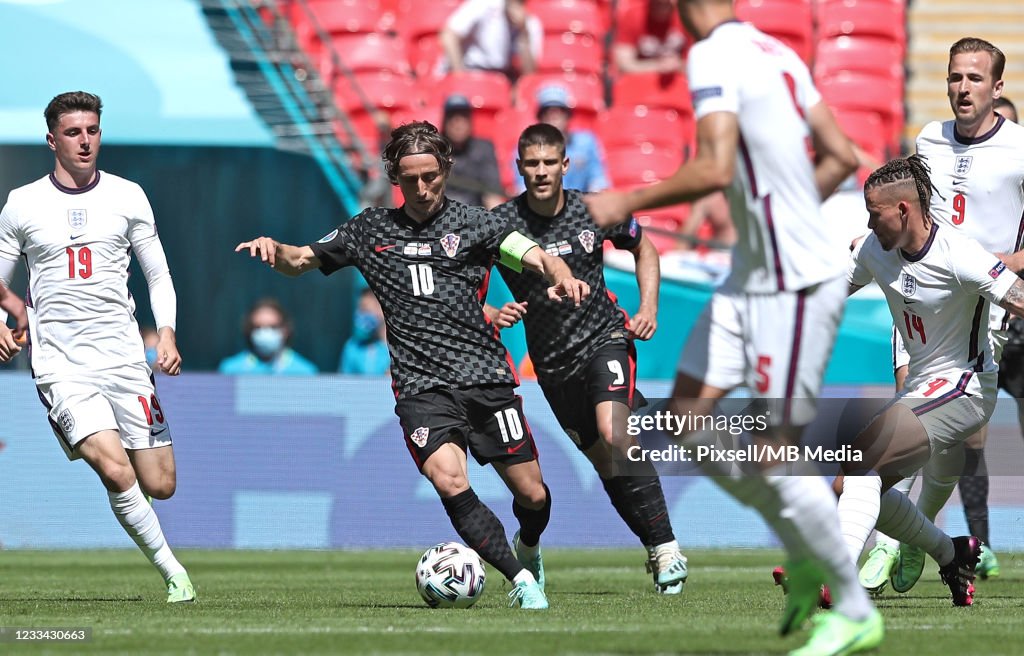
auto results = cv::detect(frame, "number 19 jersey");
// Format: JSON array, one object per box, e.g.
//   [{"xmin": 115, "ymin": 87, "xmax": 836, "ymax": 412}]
[{"xmin": 0, "ymin": 173, "xmax": 158, "ymax": 380}]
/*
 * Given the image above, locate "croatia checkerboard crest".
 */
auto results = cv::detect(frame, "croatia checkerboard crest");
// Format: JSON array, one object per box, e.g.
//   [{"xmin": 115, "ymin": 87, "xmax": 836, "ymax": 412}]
[
  {"xmin": 440, "ymin": 233, "xmax": 460, "ymax": 258},
  {"xmin": 410, "ymin": 426, "xmax": 430, "ymax": 447},
  {"xmin": 67, "ymin": 209, "xmax": 87, "ymax": 230},
  {"xmin": 578, "ymin": 229, "xmax": 595, "ymax": 254}
]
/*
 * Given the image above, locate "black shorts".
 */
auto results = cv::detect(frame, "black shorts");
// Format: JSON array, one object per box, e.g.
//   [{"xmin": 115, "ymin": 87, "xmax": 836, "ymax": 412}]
[
  {"xmin": 395, "ymin": 385, "xmax": 538, "ymax": 470},
  {"xmin": 538, "ymin": 341, "xmax": 646, "ymax": 451}
]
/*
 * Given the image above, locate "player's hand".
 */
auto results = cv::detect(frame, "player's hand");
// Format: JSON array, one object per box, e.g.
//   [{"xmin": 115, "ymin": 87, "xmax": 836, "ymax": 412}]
[
  {"xmin": 494, "ymin": 301, "xmax": 528, "ymax": 329},
  {"xmin": 628, "ymin": 305, "xmax": 657, "ymax": 341},
  {"xmin": 583, "ymin": 190, "xmax": 632, "ymax": 228},
  {"xmin": 155, "ymin": 327, "xmax": 181, "ymax": 376},
  {"xmin": 235, "ymin": 237, "xmax": 281, "ymax": 268},
  {"xmin": 0, "ymin": 324, "xmax": 22, "ymax": 362},
  {"xmin": 548, "ymin": 277, "xmax": 590, "ymax": 307}
]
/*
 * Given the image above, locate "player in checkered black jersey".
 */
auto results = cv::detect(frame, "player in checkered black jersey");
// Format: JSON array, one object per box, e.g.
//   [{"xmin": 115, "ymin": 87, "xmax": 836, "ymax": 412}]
[
  {"xmin": 236, "ymin": 121, "xmax": 591, "ymax": 610},
  {"xmin": 487, "ymin": 123, "xmax": 689, "ymax": 594}
]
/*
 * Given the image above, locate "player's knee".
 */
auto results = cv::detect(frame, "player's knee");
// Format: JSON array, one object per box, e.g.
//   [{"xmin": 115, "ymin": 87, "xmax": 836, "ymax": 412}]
[
  {"xmin": 98, "ymin": 462, "xmax": 137, "ymax": 493},
  {"xmin": 428, "ymin": 472, "xmax": 470, "ymax": 498},
  {"xmin": 146, "ymin": 474, "xmax": 176, "ymax": 500},
  {"xmin": 518, "ymin": 480, "xmax": 548, "ymax": 508}
]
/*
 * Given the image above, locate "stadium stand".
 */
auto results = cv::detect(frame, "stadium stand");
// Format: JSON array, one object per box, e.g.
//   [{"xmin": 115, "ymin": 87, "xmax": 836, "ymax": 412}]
[{"xmin": 735, "ymin": 0, "xmax": 815, "ymax": 64}]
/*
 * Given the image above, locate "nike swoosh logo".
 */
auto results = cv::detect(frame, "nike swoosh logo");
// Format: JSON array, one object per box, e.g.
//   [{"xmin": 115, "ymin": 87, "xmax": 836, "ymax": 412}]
[
  {"xmin": 904, "ymin": 299, "xmax": 918, "ymax": 304},
  {"xmin": 374, "ymin": 244, "xmax": 397, "ymax": 252},
  {"xmin": 70, "ymin": 234, "xmax": 85, "ymax": 240},
  {"xmin": 607, "ymin": 385, "xmax": 628, "ymax": 391},
  {"xmin": 150, "ymin": 427, "xmax": 167, "ymax": 437},
  {"xmin": 507, "ymin": 440, "xmax": 529, "ymax": 454}
]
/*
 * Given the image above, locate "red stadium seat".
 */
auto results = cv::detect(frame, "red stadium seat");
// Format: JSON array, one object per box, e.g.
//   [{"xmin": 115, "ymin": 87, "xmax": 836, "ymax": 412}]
[
  {"xmin": 633, "ymin": 207, "xmax": 690, "ymax": 253},
  {"xmin": 818, "ymin": 72, "xmax": 903, "ymax": 155},
  {"xmin": 493, "ymin": 106, "xmax": 539, "ymax": 191},
  {"xmin": 528, "ymin": 0, "xmax": 610, "ymax": 37},
  {"xmin": 334, "ymin": 72, "xmax": 423, "ymax": 116},
  {"xmin": 423, "ymin": 71, "xmax": 513, "ymax": 141},
  {"xmin": 735, "ymin": 0, "xmax": 815, "ymax": 64},
  {"xmin": 537, "ymin": 33, "xmax": 604, "ymax": 75},
  {"xmin": 598, "ymin": 105, "xmax": 688, "ymax": 153},
  {"xmin": 817, "ymin": 0, "xmax": 907, "ymax": 52},
  {"xmin": 293, "ymin": 0, "xmax": 392, "ymax": 38},
  {"xmin": 832, "ymin": 107, "xmax": 889, "ymax": 163},
  {"xmin": 396, "ymin": 0, "xmax": 461, "ymax": 41},
  {"xmin": 514, "ymin": 73, "xmax": 606, "ymax": 130},
  {"xmin": 319, "ymin": 33, "xmax": 411, "ymax": 82},
  {"xmin": 814, "ymin": 36, "xmax": 905, "ymax": 81},
  {"xmin": 611, "ymin": 72, "xmax": 692, "ymax": 116},
  {"xmin": 606, "ymin": 145, "xmax": 681, "ymax": 187}
]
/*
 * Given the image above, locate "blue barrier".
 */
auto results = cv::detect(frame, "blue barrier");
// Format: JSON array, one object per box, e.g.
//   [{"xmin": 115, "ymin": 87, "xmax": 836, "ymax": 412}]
[{"xmin": 1, "ymin": 373, "xmax": 1022, "ymax": 550}]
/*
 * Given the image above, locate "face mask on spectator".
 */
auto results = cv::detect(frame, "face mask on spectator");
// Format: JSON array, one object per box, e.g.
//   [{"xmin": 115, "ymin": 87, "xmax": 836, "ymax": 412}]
[
  {"xmin": 353, "ymin": 311, "xmax": 382, "ymax": 341},
  {"xmin": 251, "ymin": 326, "xmax": 285, "ymax": 358}
]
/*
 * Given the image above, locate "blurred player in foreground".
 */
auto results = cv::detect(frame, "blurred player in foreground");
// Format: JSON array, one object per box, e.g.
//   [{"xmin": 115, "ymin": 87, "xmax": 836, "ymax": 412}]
[
  {"xmin": 489, "ymin": 123, "xmax": 689, "ymax": 594},
  {"xmin": 838, "ymin": 155, "xmax": 1024, "ymax": 607},
  {"xmin": 860, "ymin": 39, "xmax": 1024, "ymax": 594},
  {"xmin": 584, "ymin": 1, "xmax": 881, "ymax": 653},
  {"xmin": 0, "ymin": 91, "xmax": 194, "ymax": 602},
  {"xmin": 0, "ymin": 282, "xmax": 28, "ymax": 360},
  {"xmin": 236, "ymin": 121, "xmax": 590, "ymax": 610}
]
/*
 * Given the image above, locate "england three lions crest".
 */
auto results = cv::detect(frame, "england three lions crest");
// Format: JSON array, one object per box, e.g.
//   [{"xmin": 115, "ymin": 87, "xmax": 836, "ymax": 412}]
[
  {"xmin": 902, "ymin": 273, "xmax": 917, "ymax": 297},
  {"xmin": 440, "ymin": 233, "xmax": 460, "ymax": 258},
  {"xmin": 578, "ymin": 229, "xmax": 595, "ymax": 254},
  {"xmin": 954, "ymin": 156, "xmax": 973, "ymax": 176},
  {"xmin": 67, "ymin": 209, "xmax": 87, "ymax": 230}
]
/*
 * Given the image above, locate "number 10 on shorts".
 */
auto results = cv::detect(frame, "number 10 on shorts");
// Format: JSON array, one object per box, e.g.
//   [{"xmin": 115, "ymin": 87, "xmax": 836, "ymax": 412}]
[{"xmin": 494, "ymin": 408, "xmax": 523, "ymax": 443}]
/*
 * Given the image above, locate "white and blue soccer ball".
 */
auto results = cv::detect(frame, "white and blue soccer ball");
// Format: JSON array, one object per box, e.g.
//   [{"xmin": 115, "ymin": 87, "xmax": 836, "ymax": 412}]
[{"xmin": 415, "ymin": 541, "xmax": 486, "ymax": 608}]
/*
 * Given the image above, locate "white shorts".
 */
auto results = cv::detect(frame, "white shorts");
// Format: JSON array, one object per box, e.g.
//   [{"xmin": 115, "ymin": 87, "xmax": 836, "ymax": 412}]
[
  {"xmin": 36, "ymin": 363, "xmax": 172, "ymax": 461},
  {"xmin": 678, "ymin": 275, "xmax": 846, "ymax": 426},
  {"xmin": 896, "ymin": 371, "xmax": 996, "ymax": 455}
]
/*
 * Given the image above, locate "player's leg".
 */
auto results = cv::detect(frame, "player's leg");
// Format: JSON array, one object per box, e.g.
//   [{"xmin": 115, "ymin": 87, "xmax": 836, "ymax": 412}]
[
  {"xmin": 469, "ymin": 386, "xmax": 549, "ymax": 606},
  {"xmin": 398, "ymin": 389, "xmax": 534, "ymax": 605},
  {"xmin": 105, "ymin": 365, "xmax": 193, "ymax": 601}
]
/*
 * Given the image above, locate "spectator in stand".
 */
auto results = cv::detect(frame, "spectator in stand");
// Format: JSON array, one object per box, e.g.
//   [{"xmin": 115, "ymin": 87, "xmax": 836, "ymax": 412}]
[
  {"xmin": 442, "ymin": 95, "xmax": 505, "ymax": 209},
  {"xmin": 511, "ymin": 84, "xmax": 610, "ymax": 194},
  {"xmin": 339, "ymin": 288, "xmax": 390, "ymax": 375},
  {"xmin": 613, "ymin": 0, "xmax": 687, "ymax": 75},
  {"xmin": 219, "ymin": 298, "xmax": 317, "ymax": 375},
  {"xmin": 440, "ymin": 0, "xmax": 542, "ymax": 81}
]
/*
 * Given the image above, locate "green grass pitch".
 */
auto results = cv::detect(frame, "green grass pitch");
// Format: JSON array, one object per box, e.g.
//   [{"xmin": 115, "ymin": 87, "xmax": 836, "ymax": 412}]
[{"xmin": 1, "ymin": 549, "xmax": 1021, "ymax": 654}]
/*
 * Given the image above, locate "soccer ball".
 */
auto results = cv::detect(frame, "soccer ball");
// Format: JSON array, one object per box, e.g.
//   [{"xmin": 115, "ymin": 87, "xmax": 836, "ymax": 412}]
[{"xmin": 415, "ymin": 541, "xmax": 486, "ymax": 608}]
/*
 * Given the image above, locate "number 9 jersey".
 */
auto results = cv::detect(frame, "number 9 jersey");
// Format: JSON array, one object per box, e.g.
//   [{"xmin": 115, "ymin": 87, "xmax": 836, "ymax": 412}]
[{"xmin": 0, "ymin": 172, "xmax": 174, "ymax": 381}]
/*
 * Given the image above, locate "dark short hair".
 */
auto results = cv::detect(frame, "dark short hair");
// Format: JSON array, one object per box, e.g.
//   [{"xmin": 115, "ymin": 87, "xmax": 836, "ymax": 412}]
[
  {"xmin": 517, "ymin": 123, "xmax": 566, "ymax": 158},
  {"xmin": 949, "ymin": 37, "xmax": 1006, "ymax": 80},
  {"xmin": 244, "ymin": 297, "xmax": 293, "ymax": 337},
  {"xmin": 995, "ymin": 96, "xmax": 1017, "ymax": 122},
  {"xmin": 44, "ymin": 91, "xmax": 102, "ymax": 132},
  {"xmin": 382, "ymin": 121, "xmax": 453, "ymax": 185}
]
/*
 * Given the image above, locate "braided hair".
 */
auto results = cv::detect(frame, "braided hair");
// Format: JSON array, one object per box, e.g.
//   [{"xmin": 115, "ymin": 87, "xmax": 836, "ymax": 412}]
[{"xmin": 864, "ymin": 155, "xmax": 943, "ymax": 226}]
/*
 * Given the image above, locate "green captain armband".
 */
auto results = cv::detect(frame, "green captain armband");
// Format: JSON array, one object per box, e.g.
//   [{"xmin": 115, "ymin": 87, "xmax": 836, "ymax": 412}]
[{"xmin": 498, "ymin": 231, "xmax": 539, "ymax": 273}]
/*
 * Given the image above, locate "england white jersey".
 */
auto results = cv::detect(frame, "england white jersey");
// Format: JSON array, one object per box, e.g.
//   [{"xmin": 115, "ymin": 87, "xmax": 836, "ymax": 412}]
[
  {"xmin": 849, "ymin": 224, "xmax": 1017, "ymax": 391},
  {"xmin": 687, "ymin": 21, "xmax": 846, "ymax": 294},
  {"xmin": 917, "ymin": 116, "xmax": 1024, "ymax": 332},
  {"xmin": 0, "ymin": 172, "xmax": 174, "ymax": 381}
]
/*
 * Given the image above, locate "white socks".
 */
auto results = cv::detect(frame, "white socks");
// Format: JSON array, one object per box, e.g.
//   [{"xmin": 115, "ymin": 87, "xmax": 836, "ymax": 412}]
[
  {"xmin": 714, "ymin": 472, "xmax": 874, "ymax": 621},
  {"xmin": 836, "ymin": 475, "xmax": 882, "ymax": 565},
  {"xmin": 108, "ymin": 481, "xmax": 185, "ymax": 582},
  {"xmin": 876, "ymin": 487, "xmax": 954, "ymax": 566}
]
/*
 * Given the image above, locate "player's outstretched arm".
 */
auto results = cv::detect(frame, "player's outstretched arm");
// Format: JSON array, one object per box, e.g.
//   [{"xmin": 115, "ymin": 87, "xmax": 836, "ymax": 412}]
[
  {"xmin": 235, "ymin": 237, "xmax": 321, "ymax": 277},
  {"xmin": 583, "ymin": 112, "xmax": 737, "ymax": 227},
  {"xmin": 806, "ymin": 101, "xmax": 859, "ymax": 200},
  {"xmin": 627, "ymin": 234, "xmax": 659, "ymax": 340},
  {"xmin": 520, "ymin": 247, "xmax": 590, "ymax": 307}
]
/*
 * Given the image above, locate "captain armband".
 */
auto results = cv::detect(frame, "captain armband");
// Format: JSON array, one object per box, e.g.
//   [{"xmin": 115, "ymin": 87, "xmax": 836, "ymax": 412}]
[{"xmin": 498, "ymin": 231, "xmax": 539, "ymax": 273}]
